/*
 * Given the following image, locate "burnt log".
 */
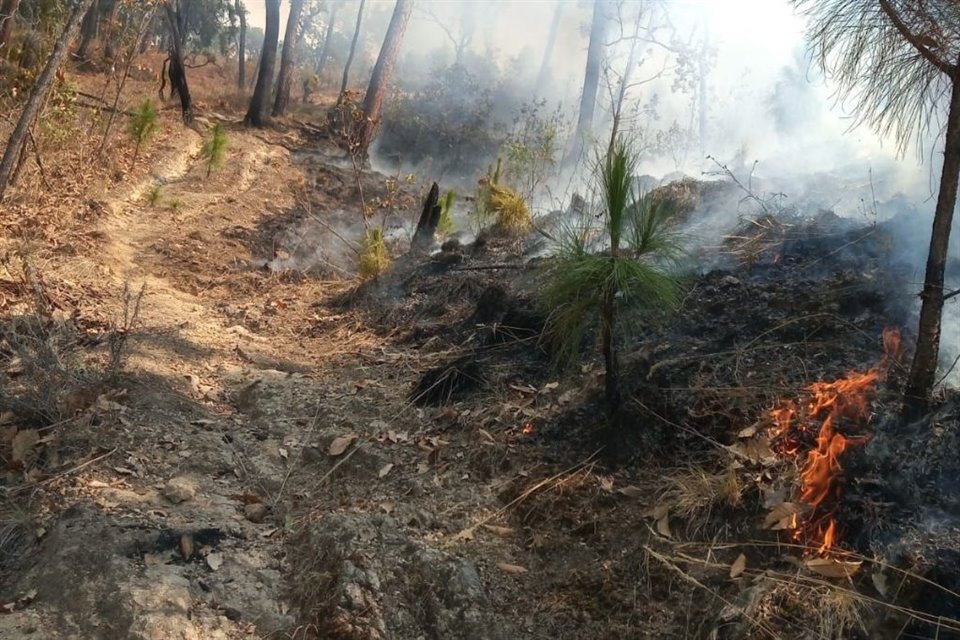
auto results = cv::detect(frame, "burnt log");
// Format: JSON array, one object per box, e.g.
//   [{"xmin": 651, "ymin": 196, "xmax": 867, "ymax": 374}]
[{"xmin": 410, "ymin": 182, "xmax": 441, "ymax": 253}]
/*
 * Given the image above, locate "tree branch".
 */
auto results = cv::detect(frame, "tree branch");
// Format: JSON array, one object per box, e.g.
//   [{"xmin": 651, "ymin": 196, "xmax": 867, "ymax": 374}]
[{"xmin": 878, "ymin": 0, "xmax": 953, "ymax": 75}]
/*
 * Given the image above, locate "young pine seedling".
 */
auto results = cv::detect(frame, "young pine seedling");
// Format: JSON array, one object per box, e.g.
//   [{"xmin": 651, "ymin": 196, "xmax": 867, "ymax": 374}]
[{"xmin": 201, "ymin": 123, "xmax": 228, "ymax": 177}]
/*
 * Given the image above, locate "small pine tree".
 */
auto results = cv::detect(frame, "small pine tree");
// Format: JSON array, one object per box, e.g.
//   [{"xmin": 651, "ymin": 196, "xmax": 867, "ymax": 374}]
[
  {"xmin": 201, "ymin": 123, "xmax": 229, "ymax": 177},
  {"xmin": 438, "ymin": 189, "xmax": 456, "ymax": 236},
  {"xmin": 541, "ymin": 137, "xmax": 683, "ymax": 415},
  {"xmin": 359, "ymin": 227, "xmax": 390, "ymax": 279},
  {"xmin": 128, "ymin": 99, "xmax": 159, "ymax": 168}
]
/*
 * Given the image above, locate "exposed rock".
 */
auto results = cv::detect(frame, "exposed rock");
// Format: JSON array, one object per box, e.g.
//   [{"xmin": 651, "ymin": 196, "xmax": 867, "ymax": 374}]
[
  {"xmin": 287, "ymin": 512, "xmax": 516, "ymax": 640},
  {"xmin": 162, "ymin": 476, "xmax": 198, "ymax": 504},
  {"xmin": 244, "ymin": 503, "xmax": 269, "ymax": 524}
]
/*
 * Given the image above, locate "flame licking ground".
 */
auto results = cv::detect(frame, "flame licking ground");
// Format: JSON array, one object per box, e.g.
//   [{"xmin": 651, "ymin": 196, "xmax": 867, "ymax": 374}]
[{"xmin": 769, "ymin": 328, "xmax": 901, "ymax": 555}]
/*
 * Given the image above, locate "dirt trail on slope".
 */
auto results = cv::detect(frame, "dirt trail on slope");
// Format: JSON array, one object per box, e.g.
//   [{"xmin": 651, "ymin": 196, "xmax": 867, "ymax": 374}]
[{"xmin": 1, "ymin": 121, "xmax": 321, "ymax": 639}]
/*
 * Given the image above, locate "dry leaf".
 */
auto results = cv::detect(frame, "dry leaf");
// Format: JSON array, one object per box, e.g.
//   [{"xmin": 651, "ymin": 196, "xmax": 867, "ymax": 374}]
[
  {"xmin": 737, "ymin": 425, "xmax": 757, "ymax": 438},
  {"xmin": 764, "ymin": 502, "xmax": 801, "ymax": 529},
  {"xmin": 179, "ymin": 534, "xmax": 194, "ymax": 561},
  {"xmin": 805, "ymin": 557, "xmax": 862, "ymax": 579},
  {"xmin": 599, "ymin": 476, "xmax": 614, "ymax": 492},
  {"xmin": 379, "ymin": 501, "xmax": 395, "ymax": 514},
  {"xmin": 12, "ymin": 429, "xmax": 39, "ymax": 463},
  {"xmin": 617, "ymin": 485, "xmax": 644, "ymax": 498},
  {"xmin": 477, "ymin": 428, "xmax": 495, "ymax": 443},
  {"xmin": 482, "ymin": 524, "xmax": 514, "ymax": 537},
  {"xmin": 206, "ymin": 553, "xmax": 224, "ymax": 571},
  {"xmin": 328, "ymin": 434, "xmax": 358, "ymax": 456},
  {"xmin": 656, "ymin": 514, "xmax": 672, "ymax": 538},
  {"xmin": 541, "ymin": 382, "xmax": 559, "ymax": 393},
  {"xmin": 871, "ymin": 571, "xmax": 888, "ymax": 597},
  {"xmin": 645, "ymin": 504, "xmax": 669, "ymax": 520},
  {"xmin": 378, "ymin": 463, "xmax": 394, "ymax": 478},
  {"xmin": 455, "ymin": 528, "xmax": 475, "ymax": 541},
  {"xmin": 278, "ymin": 447, "xmax": 289, "ymax": 461},
  {"xmin": 496, "ymin": 562, "xmax": 528, "ymax": 574},
  {"xmin": 557, "ymin": 390, "xmax": 575, "ymax": 405},
  {"xmin": 730, "ymin": 553, "xmax": 747, "ymax": 579}
]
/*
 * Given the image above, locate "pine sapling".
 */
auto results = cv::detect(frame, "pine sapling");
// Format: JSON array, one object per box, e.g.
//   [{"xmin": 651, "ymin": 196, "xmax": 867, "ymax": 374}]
[
  {"xmin": 438, "ymin": 189, "xmax": 456, "ymax": 236},
  {"xmin": 128, "ymin": 99, "xmax": 159, "ymax": 168},
  {"xmin": 201, "ymin": 123, "xmax": 229, "ymax": 177}
]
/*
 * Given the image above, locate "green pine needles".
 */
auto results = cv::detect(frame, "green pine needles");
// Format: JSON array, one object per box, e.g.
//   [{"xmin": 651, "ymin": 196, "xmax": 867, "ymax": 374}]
[
  {"xmin": 438, "ymin": 189, "xmax": 457, "ymax": 236},
  {"xmin": 128, "ymin": 99, "xmax": 159, "ymax": 168},
  {"xmin": 201, "ymin": 123, "xmax": 229, "ymax": 177},
  {"xmin": 541, "ymin": 137, "xmax": 683, "ymax": 414}
]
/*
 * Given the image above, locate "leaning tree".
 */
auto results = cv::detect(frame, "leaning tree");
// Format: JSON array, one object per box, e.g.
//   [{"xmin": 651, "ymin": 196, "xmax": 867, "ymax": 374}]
[
  {"xmin": 794, "ymin": 0, "xmax": 960, "ymax": 414},
  {"xmin": 359, "ymin": 0, "xmax": 413, "ymax": 153}
]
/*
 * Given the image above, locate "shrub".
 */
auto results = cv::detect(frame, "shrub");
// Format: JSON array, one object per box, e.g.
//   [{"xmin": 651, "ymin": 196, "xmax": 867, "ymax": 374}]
[
  {"xmin": 144, "ymin": 184, "xmax": 163, "ymax": 206},
  {"xmin": 359, "ymin": 227, "xmax": 390, "ymax": 279}
]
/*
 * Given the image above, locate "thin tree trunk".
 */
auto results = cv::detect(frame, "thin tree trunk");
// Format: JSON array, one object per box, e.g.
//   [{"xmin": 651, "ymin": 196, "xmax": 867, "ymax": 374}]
[
  {"xmin": 316, "ymin": 3, "xmax": 336, "ymax": 78},
  {"xmin": 236, "ymin": 0, "xmax": 246, "ymax": 89},
  {"xmin": 338, "ymin": 0, "xmax": 366, "ymax": 102},
  {"xmin": 533, "ymin": 2, "xmax": 563, "ymax": 98},
  {"xmin": 0, "ymin": 0, "xmax": 94, "ymax": 200},
  {"xmin": 244, "ymin": 0, "xmax": 280, "ymax": 127},
  {"xmin": 75, "ymin": 0, "xmax": 99, "ymax": 63},
  {"xmin": 0, "ymin": 0, "xmax": 20, "ymax": 55},
  {"xmin": 903, "ymin": 69, "xmax": 960, "ymax": 415},
  {"xmin": 359, "ymin": 0, "xmax": 413, "ymax": 153},
  {"xmin": 572, "ymin": 0, "xmax": 608, "ymax": 161},
  {"xmin": 272, "ymin": 0, "xmax": 304, "ymax": 117},
  {"xmin": 98, "ymin": 8, "xmax": 155, "ymax": 154}
]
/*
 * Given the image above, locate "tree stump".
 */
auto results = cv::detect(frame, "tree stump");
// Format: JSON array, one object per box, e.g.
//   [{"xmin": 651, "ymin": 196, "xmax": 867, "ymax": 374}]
[{"xmin": 410, "ymin": 182, "xmax": 441, "ymax": 253}]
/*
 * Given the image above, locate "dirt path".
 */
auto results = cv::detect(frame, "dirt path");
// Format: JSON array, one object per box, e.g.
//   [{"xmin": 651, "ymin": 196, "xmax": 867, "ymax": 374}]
[{"xmin": 1, "ymin": 122, "xmax": 320, "ymax": 639}]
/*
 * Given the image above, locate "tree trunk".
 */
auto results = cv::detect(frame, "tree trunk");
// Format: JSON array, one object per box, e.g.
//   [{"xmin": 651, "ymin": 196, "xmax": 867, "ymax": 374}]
[
  {"xmin": 411, "ymin": 182, "xmax": 440, "ymax": 252},
  {"xmin": 236, "ymin": 0, "xmax": 246, "ymax": 89},
  {"xmin": 165, "ymin": 2, "xmax": 193, "ymax": 123},
  {"xmin": 102, "ymin": 0, "xmax": 119, "ymax": 61},
  {"xmin": 244, "ymin": 0, "xmax": 280, "ymax": 127},
  {"xmin": 533, "ymin": 1, "xmax": 563, "ymax": 98},
  {"xmin": 271, "ymin": 0, "xmax": 304, "ymax": 117},
  {"xmin": 359, "ymin": 0, "xmax": 413, "ymax": 153},
  {"xmin": 0, "ymin": 0, "xmax": 94, "ymax": 200},
  {"xmin": 903, "ymin": 70, "xmax": 960, "ymax": 416},
  {"xmin": 338, "ymin": 0, "xmax": 366, "ymax": 102},
  {"xmin": 316, "ymin": 3, "xmax": 336, "ymax": 78},
  {"xmin": 0, "ymin": 0, "xmax": 20, "ymax": 56},
  {"xmin": 572, "ymin": 0, "xmax": 608, "ymax": 160},
  {"xmin": 75, "ymin": 0, "xmax": 99, "ymax": 63}
]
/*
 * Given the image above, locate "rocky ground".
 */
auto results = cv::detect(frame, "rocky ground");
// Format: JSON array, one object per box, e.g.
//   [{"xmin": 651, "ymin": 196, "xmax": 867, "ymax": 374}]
[{"xmin": 1, "ymin": 69, "xmax": 959, "ymax": 640}]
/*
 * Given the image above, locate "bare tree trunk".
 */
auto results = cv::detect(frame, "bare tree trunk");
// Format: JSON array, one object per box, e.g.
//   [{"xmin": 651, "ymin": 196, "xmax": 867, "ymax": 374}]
[
  {"xmin": 271, "ymin": 0, "xmax": 304, "ymax": 117},
  {"xmin": 337, "ymin": 0, "xmax": 366, "ymax": 102},
  {"xmin": 0, "ymin": 0, "xmax": 20, "ymax": 56},
  {"xmin": 359, "ymin": 0, "xmax": 413, "ymax": 153},
  {"xmin": 165, "ymin": 2, "xmax": 193, "ymax": 123},
  {"xmin": 571, "ymin": 0, "xmax": 608, "ymax": 161},
  {"xmin": 75, "ymin": 0, "xmax": 100, "ymax": 64},
  {"xmin": 102, "ymin": 0, "xmax": 119, "ymax": 61},
  {"xmin": 903, "ymin": 69, "xmax": 960, "ymax": 415},
  {"xmin": 316, "ymin": 3, "xmax": 336, "ymax": 78},
  {"xmin": 0, "ymin": 0, "xmax": 94, "ymax": 200},
  {"xmin": 533, "ymin": 1, "xmax": 563, "ymax": 98},
  {"xmin": 236, "ymin": 0, "xmax": 246, "ymax": 89},
  {"xmin": 244, "ymin": 0, "xmax": 280, "ymax": 127}
]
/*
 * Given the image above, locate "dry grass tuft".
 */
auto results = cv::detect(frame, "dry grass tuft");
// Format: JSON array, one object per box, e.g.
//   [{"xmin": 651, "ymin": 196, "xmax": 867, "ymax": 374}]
[
  {"xmin": 659, "ymin": 463, "xmax": 743, "ymax": 528},
  {"xmin": 489, "ymin": 184, "xmax": 531, "ymax": 235}
]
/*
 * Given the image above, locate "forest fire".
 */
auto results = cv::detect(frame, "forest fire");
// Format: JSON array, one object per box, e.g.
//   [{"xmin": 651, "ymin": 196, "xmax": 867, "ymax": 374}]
[{"xmin": 769, "ymin": 328, "xmax": 901, "ymax": 555}]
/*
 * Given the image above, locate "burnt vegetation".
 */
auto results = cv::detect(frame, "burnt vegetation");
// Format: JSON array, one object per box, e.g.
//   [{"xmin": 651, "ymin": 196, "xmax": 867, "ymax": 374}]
[{"xmin": 0, "ymin": 1, "xmax": 959, "ymax": 640}]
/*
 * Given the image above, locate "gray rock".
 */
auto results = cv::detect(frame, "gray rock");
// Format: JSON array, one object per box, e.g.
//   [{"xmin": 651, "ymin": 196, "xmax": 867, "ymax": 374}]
[{"xmin": 162, "ymin": 476, "xmax": 198, "ymax": 504}]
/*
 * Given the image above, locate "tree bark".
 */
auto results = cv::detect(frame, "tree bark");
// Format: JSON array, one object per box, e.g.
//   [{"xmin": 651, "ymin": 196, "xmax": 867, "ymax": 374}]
[
  {"xmin": 75, "ymin": 0, "xmax": 100, "ymax": 63},
  {"xmin": 244, "ymin": 0, "xmax": 280, "ymax": 127},
  {"xmin": 102, "ymin": 0, "xmax": 119, "ymax": 62},
  {"xmin": 0, "ymin": 0, "xmax": 20, "ymax": 56},
  {"xmin": 572, "ymin": 0, "xmax": 608, "ymax": 160},
  {"xmin": 236, "ymin": 0, "xmax": 246, "ymax": 89},
  {"xmin": 359, "ymin": 0, "xmax": 413, "ymax": 153},
  {"xmin": 0, "ymin": 0, "xmax": 94, "ymax": 200},
  {"xmin": 533, "ymin": 1, "xmax": 563, "ymax": 98},
  {"xmin": 337, "ymin": 0, "xmax": 366, "ymax": 102},
  {"xmin": 903, "ymin": 66, "xmax": 960, "ymax": 416},
  {"xmin": 164, "ymin": 2, "xmax": 193, "ymax": 123},
  {"xmin": 271, "ymin": 0, "xmax": 304, "ymax": 117}
]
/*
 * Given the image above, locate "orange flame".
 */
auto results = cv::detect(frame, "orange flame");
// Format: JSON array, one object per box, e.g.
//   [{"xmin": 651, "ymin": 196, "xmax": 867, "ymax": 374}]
[
  {"xmin": 769, "ymin": 327, "xmax": 901, "ymax": 555},
  {"xmin": 522, "ymin": 423, "xmax": 534, "ymax": 435}
]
